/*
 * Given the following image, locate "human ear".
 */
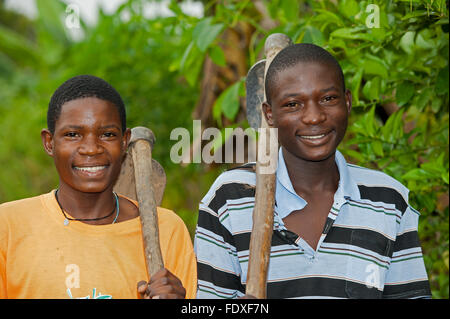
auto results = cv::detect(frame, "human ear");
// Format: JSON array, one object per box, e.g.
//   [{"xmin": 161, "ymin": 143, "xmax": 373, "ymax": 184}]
[
  {"xmin": 122, "ymin": 128, "xmax": 131, "ymax": 151},
  {"xmin": 262, "ymin": 101, "xmax": 274, "ymax": 126},
  {"xmin": 345, "ymin": 89, "xmax": 352, "ymax": 114},
  {"xmin": 41, "ymin": 129, "xmax": 54, "ymax": 157}
]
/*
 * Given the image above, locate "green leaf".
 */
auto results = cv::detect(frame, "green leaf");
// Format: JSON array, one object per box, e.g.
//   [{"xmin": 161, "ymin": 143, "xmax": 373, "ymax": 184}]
[
  {"xmin": 209, "ymin": 45, "xmax": 226, "ymax": 67},
  {"xmin": 193, "ymin": 18, "xmax": 224, "ymax": 52},
  {"xmin": 179, "ymin": 41, "xmax": 194, "ymax": 71},
  {"xmin": 381, "ymin": 109, "xmax": 404, "ymax": 143},
  {"xmin": 178, "ymin": 40, "xmax": 204, "ymax": 87},
  {"xmin": 396, "ymin": 81, "xmax": 415, "ymax": 106},
  {"xmin": 402, "ymin": 168, "xmax": 436, "ymax": 180},
  {"xmin": 421, "ymin": 161, "xmax": 445, "ymax": 178},
  {"xmin": 402, "ymin": 10, "xmax": 428, "ymax": 20},
  {"xmin": 331, "ymin": 27, "xmax": 376, "ymax": 41},
  {"xmin": 338, "ymin": 0, "xmax": 360, "ymax": 19},
  {"xmin": 362, "ymin": 105, "xmax": 377, "ymax": 136},
  {"xmin": 301, "ymin": 26, "xmax": 325, "ymax": 46},
  {"xmin": 351, "ymin": 68, "xmax": 364, "ymax": 105},
  {"xmin": 362, "ymin": 77, "xmax": 381, "ymax": 100},
  {"xmin": 313, "ymin": 9, "xmax": 345, "ymax": 27},
  {"xmin": 441, "ymin": 171, "xmax": 449, "ymax": 184},
  {"xmin": 399, "ymin": 31, "xmax": 415, "ymax": 54},
  {"xmin": 431, "ymin": 97, "xmax": 443, "ymax": 113},
  {"xmin": 416, "ymin": 29, "xmax": 435, "ymax": 49},
  {"xmin": 415, "ymin": 87, "xmax": 432, "ymax": 111},
  {"xmin": 214, "ymin": 81, "xmax": 242, "ymax": 121},
  {"xmin": 213, "ymin": 94, "xmax": 223, "ymax": 126},
  {"xmin": 361, "ymin": 57, "xmax": 388, "ymax": 79},
  {"xmin": 341, "ymin": 148, "xmax": 366, "ymax": 162},
  {"xmin": 372, "ymin": 140, "xmax": 384, "ymax": 157}
]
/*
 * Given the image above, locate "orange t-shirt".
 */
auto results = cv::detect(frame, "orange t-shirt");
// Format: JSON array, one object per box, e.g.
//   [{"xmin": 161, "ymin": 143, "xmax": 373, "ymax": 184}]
[{"xmin": 0, "ymin": 190, "xmax": 197, "ymax": 299}]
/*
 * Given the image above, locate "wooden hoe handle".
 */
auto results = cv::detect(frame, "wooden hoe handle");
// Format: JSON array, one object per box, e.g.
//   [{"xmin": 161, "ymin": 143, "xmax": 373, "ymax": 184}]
[
  {"xmin": 245, "ymin": 34, "xmax": 292, "ymax": 299},
  {"xmin": 129, "ymin": 126, "xmax": 164, "ymax": 278}
]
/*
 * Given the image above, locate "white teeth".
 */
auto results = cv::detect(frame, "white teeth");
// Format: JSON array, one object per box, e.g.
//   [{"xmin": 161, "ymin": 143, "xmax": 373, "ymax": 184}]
[
  {"xmin": 74, "ymin": 166, "xmax": 106, "ymax": 172},
  {"xmin": 300, "ymin": 134, "xmax": 326, "ymax": 139}
]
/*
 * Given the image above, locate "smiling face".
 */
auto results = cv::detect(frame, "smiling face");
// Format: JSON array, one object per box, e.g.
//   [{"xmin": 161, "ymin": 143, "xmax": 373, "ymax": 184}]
[
  {"xmin": 41, "ymin": 97, "xmax": 130, "ymax": 194},
  {"xmin": 263, "ymin": 61, "xmax": 352, "ymax": 163}
]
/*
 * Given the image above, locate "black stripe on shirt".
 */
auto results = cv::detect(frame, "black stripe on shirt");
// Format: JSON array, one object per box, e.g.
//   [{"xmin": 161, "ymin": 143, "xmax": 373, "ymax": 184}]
[
  {"xmin": 197, "ymin": 209, "xmax": 235, "ymax": 247},
  {"xmin": 383, "ymin": 280, "xmax": 431, "ymax": 298},
  {"xmin": 233, "ymin": 230, "xmax": 299, "ymax": 253},
  {"xmin": 207, "ymin": 183, "xmax": 255, "ymax": 213},
  {"xmin": 392, "ymin": 230, "xmax": 421, "ymax": 252},
  {"xmin": 358, "ymin": 185, "xmax": 408, "ymax": 215},
  {"xmin": 265, "ymin": 277, "xmax": 383, "ymax": 299},
  {"xmin": 197, "ymin": 261, "xmax": 245, "ymax": 294},
  {"xmin": 324, "ymin": 226, "xmax": 394, "ymax": 257}
]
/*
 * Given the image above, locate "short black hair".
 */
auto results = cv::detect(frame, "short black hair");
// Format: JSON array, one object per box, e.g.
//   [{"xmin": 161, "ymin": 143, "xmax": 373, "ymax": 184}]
[
  {"xmin": 47, "ymin": 75, "xmax": 126, "ymax": 134},
  {"xmin": 265, "ymin": 43, "xmax": 345, "ymax": 104}
]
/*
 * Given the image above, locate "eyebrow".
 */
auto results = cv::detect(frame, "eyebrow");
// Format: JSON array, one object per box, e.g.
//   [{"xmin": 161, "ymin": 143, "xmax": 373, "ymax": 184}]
[
  {"xmin": 320, "ymin": 86, "xmax": 340, "ymax": 93},
  {"xmin": 100, "ymin": 124, "xmax": 121, "ymax": 130},
  {"xmin": 59, "ymin": 124, "xmax": 121, "ymax": 131},
  {"xmin": 280, "ymin": 93, "xmax": 300, "ymax": 100},
  {"xmin": 59, "ymin": 125, "xmax": 83, "ymax": 130},
  {"xmin": 279, "ymin": 86, "xmax": 341, "ymax": 100}
]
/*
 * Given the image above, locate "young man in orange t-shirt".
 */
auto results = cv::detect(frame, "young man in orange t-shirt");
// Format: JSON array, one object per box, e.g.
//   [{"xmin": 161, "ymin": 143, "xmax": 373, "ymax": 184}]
[{"xmin": 0, "ymin": 75, "xmax": 196, "ymax": 299}]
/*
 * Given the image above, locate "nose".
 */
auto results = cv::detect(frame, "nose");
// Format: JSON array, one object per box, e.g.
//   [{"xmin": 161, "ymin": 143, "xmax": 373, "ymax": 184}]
[
  {"xmin": 300, "ymin": 101, "xmax": 326, "ymax": 125},
  {"xmin": 78, "ymin": 134, "xmax": 104, "ymax": 156}
]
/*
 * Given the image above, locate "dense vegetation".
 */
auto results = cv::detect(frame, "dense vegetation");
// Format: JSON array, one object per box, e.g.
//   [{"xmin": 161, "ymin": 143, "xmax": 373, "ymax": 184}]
[{"xmin": 0, "ymin": 0, "xmax": 447, "ymax": 298}]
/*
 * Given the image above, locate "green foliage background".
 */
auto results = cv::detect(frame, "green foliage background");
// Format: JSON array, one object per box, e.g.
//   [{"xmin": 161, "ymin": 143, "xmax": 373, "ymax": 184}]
[{"xmin": 0, "ymin": 0, "xmax": 448, "ymax": 298}]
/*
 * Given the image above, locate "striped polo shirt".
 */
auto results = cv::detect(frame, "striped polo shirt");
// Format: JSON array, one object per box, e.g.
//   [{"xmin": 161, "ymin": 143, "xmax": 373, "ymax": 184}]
[{"xmin": 194, "ymin": 149, "xmax": 431, "ymax": 299}]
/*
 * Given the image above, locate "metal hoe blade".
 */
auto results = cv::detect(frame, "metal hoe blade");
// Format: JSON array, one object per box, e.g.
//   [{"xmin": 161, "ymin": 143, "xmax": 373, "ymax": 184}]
[{"xmin": 245, "ymin": 59, "xmax": 266, "ymax": 130}]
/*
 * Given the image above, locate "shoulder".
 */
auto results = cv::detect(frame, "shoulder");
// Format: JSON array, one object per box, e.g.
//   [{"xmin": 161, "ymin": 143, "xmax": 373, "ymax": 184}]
[
  {"xmin": 156, "ymin": 206, "xmax": 191, "ymax": 237},
  {"xmin": 347, "ymin": 163, "xmax": 405, "ymax": 188},
  {"xmin": 157, "ymin": 206, "xmax": 185, "ymax": 227},
  {"xmin": 347, "ymin": 163, "xmax": 410, "ymax": 213},
  {"xmin": 200, "ymin": 163, "xmax": 256, "ymax": 209},
  {"xmin": 213, "ymin": 163, "xmax": 257, "ymax": 187},
  {"xmin": 0, "ymin": 193, "xmax": 46, "ymax": 218},
  {"xmin": 0, "ymin": 194, "xmax": 48, "ymax": 243},
  {"xmin": 156, "ymin": 207, "xmax": 195, "ymax": 257}
]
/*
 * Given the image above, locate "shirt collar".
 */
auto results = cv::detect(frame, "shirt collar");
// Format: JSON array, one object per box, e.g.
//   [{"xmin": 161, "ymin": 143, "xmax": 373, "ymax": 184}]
[{"xmin": 275, "ymin": 148, "xmax": 361, "ymax": 219}]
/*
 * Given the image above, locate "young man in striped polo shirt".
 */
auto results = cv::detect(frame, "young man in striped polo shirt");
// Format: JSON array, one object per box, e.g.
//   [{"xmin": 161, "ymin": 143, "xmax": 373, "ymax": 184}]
[{"xmin": 194, "ymin": 43, "xmax": 431, "ymax": 299}]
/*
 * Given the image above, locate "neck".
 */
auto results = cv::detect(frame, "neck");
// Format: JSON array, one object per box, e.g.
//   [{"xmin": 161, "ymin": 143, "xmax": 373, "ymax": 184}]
[
  {"xmin": 56, "ymin": 184, "xmax": 116, "ymax": 221},
  {"xmin": 281, "ymin": 147, "xmax": 340, "ymax": 197}
]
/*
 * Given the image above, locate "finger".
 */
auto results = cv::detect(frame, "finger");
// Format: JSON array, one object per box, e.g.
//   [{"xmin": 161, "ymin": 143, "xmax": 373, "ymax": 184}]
[
  {"xmin": 147, "ymin": 284, "xmax": 186, "ymax": 299},
  {"xmin": 149, "ymin": 268, "xmax": 183, "ymax": 287},
  {"xmin": 148, "ymin": 278, "xmax": 183, "ymax": 294},
  {"xmin": 137, "ymin": 280, "xmax": 148, "ymax": 298},
  {"xmin": 148, "ymin": 268, "xmax": 172, "ymax": 283},
  {"xmin": 137, "ymin": 280, "xmax": 147, "ymax": 291}
]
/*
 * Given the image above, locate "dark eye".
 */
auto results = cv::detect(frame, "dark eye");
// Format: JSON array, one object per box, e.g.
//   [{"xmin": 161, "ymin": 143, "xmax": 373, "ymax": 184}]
[
  {"xmin": 102, "ymin": 132, "xmax": 117, "ymax": 138},
  {"xmin": 64, "ymin": 132, "xmax": 79, "ymax": 138},
  {"xmin": 285, "ymin": 102, "xmax": 299, "ymax": 108},
  {"xmin": 322, "ymin": 95, "xmax": 338, "ymax": 103}
]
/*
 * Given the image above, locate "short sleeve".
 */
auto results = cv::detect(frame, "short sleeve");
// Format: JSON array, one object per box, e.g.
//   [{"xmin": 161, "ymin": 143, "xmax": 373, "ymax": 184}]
[
  {"xmin": 157, "ymin": 208, "xmax": 198, "ymax": 299},
  {"xmin": 382, "ymin": 205, "xmax": 432, "ymax": 298}
]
